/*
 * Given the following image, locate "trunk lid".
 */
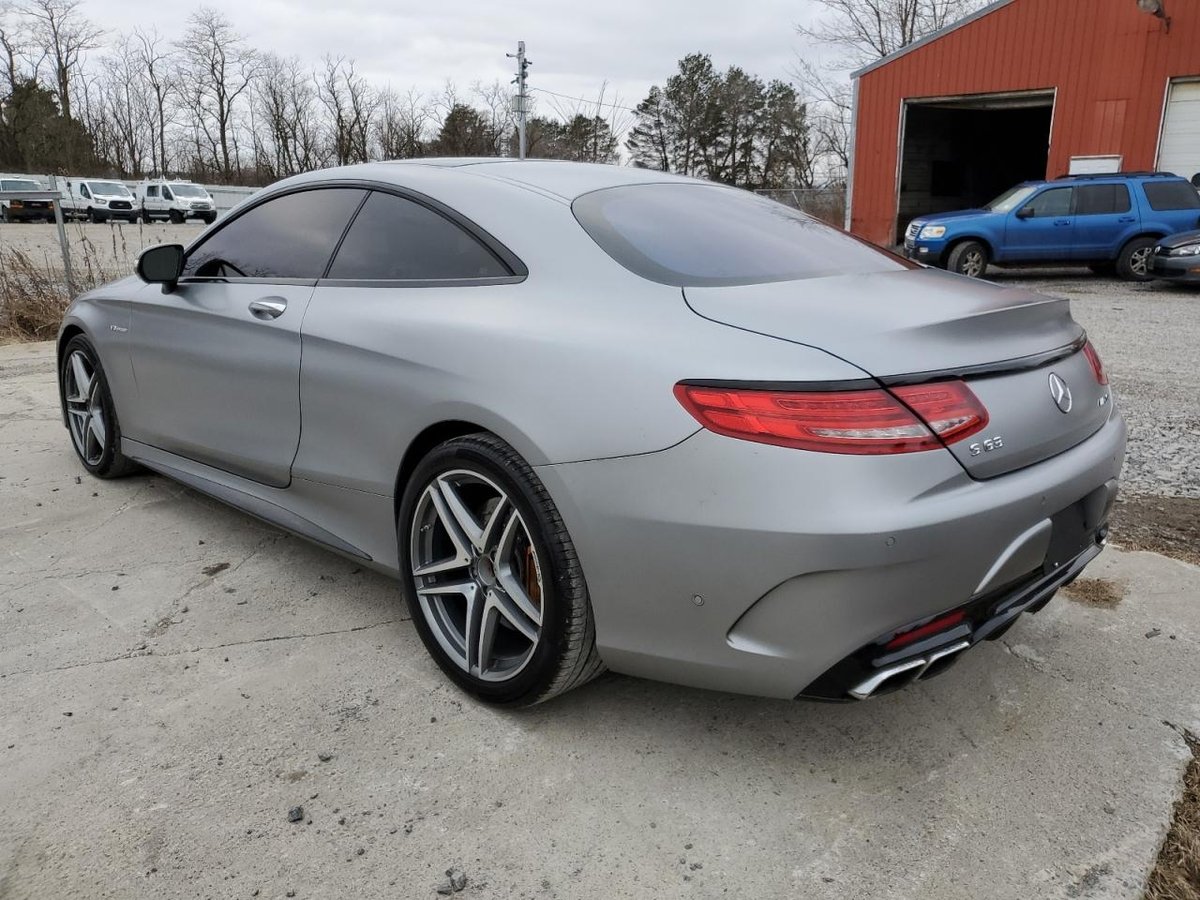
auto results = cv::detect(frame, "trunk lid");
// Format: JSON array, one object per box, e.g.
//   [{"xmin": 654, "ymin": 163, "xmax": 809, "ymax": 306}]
[{"xmin": 684, "ymin": 268, "xmax": 1112, "ymax": 478}]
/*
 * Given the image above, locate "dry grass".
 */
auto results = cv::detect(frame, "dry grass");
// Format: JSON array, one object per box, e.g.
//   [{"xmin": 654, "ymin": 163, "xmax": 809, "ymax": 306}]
[
  {"xmin": 0, "ymin": 225, "xmax": 134, "ymax": 342},
  {"xmin": 1145, "ymin": 731, "xmax": 1200, "ymax": 900},
  {"xmin": 1063, "ymin": 577, "xmax": 1126, "ymax": 608}
]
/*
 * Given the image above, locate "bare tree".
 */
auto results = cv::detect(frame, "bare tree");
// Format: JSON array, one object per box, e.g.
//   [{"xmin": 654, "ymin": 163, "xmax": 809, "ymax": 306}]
[
  {"xmin": 375, "ymin": 86, "xmax": 430, "ymax": 159},
  {"xmin": 95, "ymin": 35, "xmax": 152, "ymax": 175},
  {"xmin": 131, "ymin": 27, "xmax": 176, "ymax": 175},
  {"xmin": 23, "ymin": 0, "xmax": 102, "ymax": 120},
  {"xmin": 0, "ymin": 2, "xmax": 29, "ymax": 95},
  {"xmin": 177, "ymin": 7, "xmax": 259, "ymax": 180},
  {"xmin": 471, "ymin": 79, "xmax": 515, "ymax": 156},
  {"xmin": 797, "ymin": 0, "xmax": 986, "ymax": 68},
  {"xmin": 254, "ymin": 53, "xmax": 325, "ymax": 177},
  {"xmin": 317, "ymin": 55, "xmax": 374, "ymax": 165}
]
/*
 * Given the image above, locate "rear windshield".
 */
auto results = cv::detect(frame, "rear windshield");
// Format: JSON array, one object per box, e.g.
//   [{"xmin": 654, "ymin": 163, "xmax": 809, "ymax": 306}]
[
  {"xmin": 2, "ymin": 179, "xmax": 41, "ymax": 191},
  {"xmin": 1143, "ymin": 181, "xmax": 1200, "ymax": 211},
  {"xmin": 572, "ymin": 183, "xmax": 912, "ymax": 287}
]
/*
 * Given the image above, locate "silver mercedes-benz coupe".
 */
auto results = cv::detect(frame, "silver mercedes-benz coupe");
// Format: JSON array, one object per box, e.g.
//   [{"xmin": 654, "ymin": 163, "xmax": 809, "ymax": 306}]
[{"xmin": 57, "ymin": 160, "xmax": 1125, "ymax": 706}]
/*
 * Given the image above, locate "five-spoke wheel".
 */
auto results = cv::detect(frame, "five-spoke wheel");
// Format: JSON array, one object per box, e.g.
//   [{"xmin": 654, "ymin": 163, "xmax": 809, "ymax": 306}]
[
  {"xmin": 411, "ymin": 470, "xmax": 544, "ymax": 682},
  {"xmin": 399, "ymin": 434, "xmax": 603, "ymax": 705},
  {"xmin": 59, "ymin": 336, "xmax": 137, "ymax": 478}
]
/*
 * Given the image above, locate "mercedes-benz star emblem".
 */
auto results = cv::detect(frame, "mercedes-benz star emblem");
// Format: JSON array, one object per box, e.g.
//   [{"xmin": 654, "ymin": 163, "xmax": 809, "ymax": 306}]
[{"xmin": 1048, "ymin": 372, "xmax": 1072, "ymax": 414}]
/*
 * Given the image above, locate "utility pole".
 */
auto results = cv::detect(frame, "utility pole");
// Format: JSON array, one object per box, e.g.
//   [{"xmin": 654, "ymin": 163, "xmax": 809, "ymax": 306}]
[{"xmin": 507, "ymin": 41, "xmax": 531, "ymax": 159}]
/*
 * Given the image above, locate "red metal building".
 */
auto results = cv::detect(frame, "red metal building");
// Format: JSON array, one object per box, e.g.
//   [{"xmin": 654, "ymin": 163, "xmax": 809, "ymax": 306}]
[{"xmin": 847, "ymin": 0, "xmax": 1200, "ymax": 246}]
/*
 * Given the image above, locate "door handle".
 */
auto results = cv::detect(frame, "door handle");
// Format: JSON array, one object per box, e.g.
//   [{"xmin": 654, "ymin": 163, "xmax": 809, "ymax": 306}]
[
  {"xmin": 1117, "ymin": 216, "xmax": 1136, "ymax": 223},
  {"xmin": 1054, "ymin": 219, "xmax": 1071, "ymax": 226},
  {"xmin": 248, "ymin": 298, "xmax": 287, "ymax": 320}
]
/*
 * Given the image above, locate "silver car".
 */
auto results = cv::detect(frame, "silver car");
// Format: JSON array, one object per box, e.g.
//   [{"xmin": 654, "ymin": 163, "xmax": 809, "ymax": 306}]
[{"xmin": 57, "ymin": 160, "xmax": 1125, "ymax": 706}]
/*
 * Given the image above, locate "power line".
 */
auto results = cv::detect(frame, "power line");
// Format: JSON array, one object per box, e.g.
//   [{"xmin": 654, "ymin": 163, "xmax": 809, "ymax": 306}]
[{"xmin": 528, "ymin": 87, "xmax": 641, "ymax": 116}]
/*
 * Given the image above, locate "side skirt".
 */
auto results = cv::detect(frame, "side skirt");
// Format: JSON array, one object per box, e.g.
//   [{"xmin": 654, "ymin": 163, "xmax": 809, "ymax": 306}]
[{"xmin": 122, "ymin": 438, "xmax": 401, "ymax": 576}]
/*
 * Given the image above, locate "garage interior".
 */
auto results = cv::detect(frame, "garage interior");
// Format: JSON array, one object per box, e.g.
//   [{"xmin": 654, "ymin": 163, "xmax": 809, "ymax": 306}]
[{"xmin": 894, "ymin": 92, "xmax": 1054, "ymax": 243}]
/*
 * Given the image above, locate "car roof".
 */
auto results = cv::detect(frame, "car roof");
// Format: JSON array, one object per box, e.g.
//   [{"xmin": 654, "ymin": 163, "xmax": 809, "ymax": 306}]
[{"xmin": 287, "ymin": 159, "xmax": 715, "ymax": 202}]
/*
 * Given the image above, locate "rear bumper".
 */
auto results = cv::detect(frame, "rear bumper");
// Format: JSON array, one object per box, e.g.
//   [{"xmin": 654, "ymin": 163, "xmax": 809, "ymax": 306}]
[
  {"xmin": 1150, "ymin": 253, "xmax": 1200, "ymax": 283},
  {"xmin": 536, "ymin": 409, "xmax": 1126, "ymax": 699}
]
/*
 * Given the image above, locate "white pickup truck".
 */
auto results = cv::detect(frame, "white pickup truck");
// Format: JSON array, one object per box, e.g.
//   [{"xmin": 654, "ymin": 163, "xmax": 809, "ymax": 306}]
[
  {"xmin": 135, "ymin": 180, "xmax": 217, "ymax": 224},
  {"xmin": 58, "ymin": 178, "xmax": 138, "ymax": 223}
]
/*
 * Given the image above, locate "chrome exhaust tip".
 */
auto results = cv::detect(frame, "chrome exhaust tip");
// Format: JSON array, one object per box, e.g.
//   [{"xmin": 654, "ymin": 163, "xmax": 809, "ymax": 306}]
[
  {"xmin": 848, "ymin": 657, "xmax": 926, "ymax": 700},
  {"xmin": 848, "ymin": 639, "xmax": 972, "ymax": 700}
]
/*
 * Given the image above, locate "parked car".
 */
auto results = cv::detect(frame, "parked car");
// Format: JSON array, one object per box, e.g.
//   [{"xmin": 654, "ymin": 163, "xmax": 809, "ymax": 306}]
[
  {"xmin": 57, "ymin": 161, "xmax": 1124, "ymax": 706},
  {"xmin": 136, "ymin": 179, "xmax": 217, "ymax": 224},
  {"xmin": 59, "ymin": 178, "xmax": 138, "ymax": 223},
  {"xmin": 1150, "ymin": 229, "xmax": 1200, "ymax": 284},
  {"xmin": 905, "ymin": 172, "xmax": 1200, "ymax": 281},
  {"xmin": 0, "ymin": 175, "xmax": 54, "ymax": 222}
]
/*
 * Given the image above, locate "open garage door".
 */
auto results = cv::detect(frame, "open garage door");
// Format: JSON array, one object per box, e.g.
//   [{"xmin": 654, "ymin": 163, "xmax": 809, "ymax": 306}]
[
  {"xmin": 1158, "ymin": 80, "xmax": 1200, "ymax": 183},
  {"xmin": 895, "ymin": 91, "xmax": 1054, "ymax": 244}
]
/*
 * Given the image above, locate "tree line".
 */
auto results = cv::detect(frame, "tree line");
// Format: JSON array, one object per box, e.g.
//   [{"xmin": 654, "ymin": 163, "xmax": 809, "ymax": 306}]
[{"xmin": 0, "ymin": 0, "xmax": 984, "ymax": 189}]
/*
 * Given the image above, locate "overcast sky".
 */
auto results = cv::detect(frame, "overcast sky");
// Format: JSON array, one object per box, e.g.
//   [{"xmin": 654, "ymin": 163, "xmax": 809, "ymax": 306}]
[{"xmin": 86, "ymin": 0, "xmax": 842, "ymax": 118}]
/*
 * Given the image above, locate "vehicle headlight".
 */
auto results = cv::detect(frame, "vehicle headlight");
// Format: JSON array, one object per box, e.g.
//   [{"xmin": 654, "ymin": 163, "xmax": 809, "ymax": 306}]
[
  {"xmin": 95, "ymin": 199, "xmax": 108, "ymax": 205},
  {"xmin": 919, "ymin": 225, "xmax": 946, "ymax": 239},
  {"xmin": 1168, "ymin": 243, "xmax": 1200, "ymax": 257}
]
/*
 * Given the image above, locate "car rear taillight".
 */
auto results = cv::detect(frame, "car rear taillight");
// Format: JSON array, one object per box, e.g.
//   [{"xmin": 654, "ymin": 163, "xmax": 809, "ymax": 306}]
[
  {"xmin": 1082, "ymin": 341, "xmax": 1108, "ymax": 385},
  {"xmin": 673, "ymin": 380, "xmax": 988, "ymax": 455}
]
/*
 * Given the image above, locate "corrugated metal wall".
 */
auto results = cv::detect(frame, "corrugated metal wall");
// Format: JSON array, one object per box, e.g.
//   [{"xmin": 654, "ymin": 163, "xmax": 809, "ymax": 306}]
[{"xmin": 850, "ymin": 0, "xmax": 1200, "ymax": 245}]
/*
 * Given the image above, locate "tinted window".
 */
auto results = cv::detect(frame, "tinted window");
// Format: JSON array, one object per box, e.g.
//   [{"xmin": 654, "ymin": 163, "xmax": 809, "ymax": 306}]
[
  {"xmin": 79, "ymin": 185, "xmax": 90, "ymax": 199},
  {"xmin": 146, "ymin": 185, "xmax": 159, "ymax": 198},
  {"xmin": 1143, "ymin": 181, "xmax": 1200, "ymax": 211},
  {"xmin": 2, "ymin": 179, "xmax": 40, "ymax": 191},
  {"xmin": 163, "ymin": 188, "xmax": 173, "ymax": 201},
  {"xmin": 572, "ymin": 183, "xmax": 912, "ymax": 287},
  {"xmin": 327, "ymin": 191, "xmax": 509, "ymax": 280},
  {"xmin": 183, "ymin": 188, "xmax": 364, "ymax": 279},
  {"xmin": 1026, "ymin": 187, "xmax": 1072, "ymax": 217},
  {"xmin": 1075, "ymin": 184, "xmax": 1131, "ymax": 215}
]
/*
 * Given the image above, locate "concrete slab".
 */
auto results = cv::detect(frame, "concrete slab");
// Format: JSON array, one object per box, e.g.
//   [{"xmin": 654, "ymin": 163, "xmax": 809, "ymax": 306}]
[{"xmin": 1, "ymin": 341, "xmax": 1198, "ymax": 900}]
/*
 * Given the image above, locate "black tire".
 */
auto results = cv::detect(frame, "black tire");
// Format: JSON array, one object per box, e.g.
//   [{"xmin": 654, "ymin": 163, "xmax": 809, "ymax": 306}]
[
  {"xmin": 398, "ymin": 433, "xmax": 604, "ymax": 706},
  {"xmin": 946, "ymin": 240, "xmax": 988, "ymax": 278},
  {"xmin": 168, "ymin": 209, "xmax": 184, "ymax": 224},
  {"xmin": 86, "ymin": 207, "xmax": 107, "ymax": 224},
  {"xmin": 0, "ymin": 206, "xmax": 9, "ymax": 223},
  {"xmin": 1116, "ymin": 236, "xmax": 1157, "ymax": 282},
  {"xmin": 201, "ymin": 213, "xmax": 217, "ymax": 225},
  {"xmin": 59, "ymin": 335, "xmax": 140, "ymax": 479}
]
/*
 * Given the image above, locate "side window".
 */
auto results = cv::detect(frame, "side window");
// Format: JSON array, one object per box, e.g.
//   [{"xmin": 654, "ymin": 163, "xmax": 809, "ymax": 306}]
[
  {"xmin": 1075, "ymin": 184, "xmax": 1131, "ymax": 216},
  {"xmin": 147, "ymin": 186, "xmax": 159, "ymax": 198},
  {"xmin": 182, "ymin": 188, "xmax": 365, "ymax": 280},
  {"xmin": 1143, "ymin": 181, "xmax": 1200, "ymax": 211},
  {"xmin": 327, "ymin": 191, "xmax": 510, "ymax": 281},
  {"xmin": 1026, "ymin": 187, "xmax": 1072, "ymax": 217},
  {"xmin": 80, "ymin": 185, "xmax": 91, "ymax": 199},
  {"xmin": 162, "ymin": 188, "xmax": 173, "ymax": 201}
]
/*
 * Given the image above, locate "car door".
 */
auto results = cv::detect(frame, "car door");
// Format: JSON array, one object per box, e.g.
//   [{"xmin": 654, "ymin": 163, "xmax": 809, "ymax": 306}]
[
  {"xmin": 295, "ymin": 189, "xmax": 522, "ymax": 493},
  {"xmin": 1005, "ymin": 186, "xmax": 1074, "ymax": 261},
  {"xmin": 1072, "ymin": 183, "xmax": 1134, "ymax": 260},
  {"xmin": 124, "ymin": 186, "xmax": 366, "ymax": 487},
  {"xmin": 144, "ymin": 184, "xmax": 160, "ymax": 216}
]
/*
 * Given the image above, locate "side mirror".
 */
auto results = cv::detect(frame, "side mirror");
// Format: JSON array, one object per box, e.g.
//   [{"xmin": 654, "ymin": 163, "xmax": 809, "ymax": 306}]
[
  {"xmin": 1016, "ymin": 206, "xmax": 1035, "ymax": 220},
  {"xmin": 137, "ymin": 243, "xmax": 185, "ymax": 292}
]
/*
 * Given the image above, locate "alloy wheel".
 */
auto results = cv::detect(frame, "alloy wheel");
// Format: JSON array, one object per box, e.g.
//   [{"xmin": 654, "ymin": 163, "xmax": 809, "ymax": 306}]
[
  {"xmin": 63, "ymin": 350, "xmax": 107, "ymax": 466},
  {"xmin": 1129, "ymin": 246, "xmax": 1151, "ymax": 277},
  {"xmin": 961, "ymin": 249, "xmax": 985, "ymax": 278},
  {"xmin": 410, "ymin": 469, "xmax": 544, "ymax": 682}
]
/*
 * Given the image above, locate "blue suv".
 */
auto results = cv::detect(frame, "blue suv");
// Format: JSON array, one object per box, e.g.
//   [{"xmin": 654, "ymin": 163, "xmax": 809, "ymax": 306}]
[{"xmin": 904, "ymin": 172, "xmax": 1200, "ymax": 281}]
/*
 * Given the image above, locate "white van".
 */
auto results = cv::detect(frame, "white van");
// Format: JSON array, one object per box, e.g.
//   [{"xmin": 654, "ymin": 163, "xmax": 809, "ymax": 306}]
[
  {"xmin": 136, "ymin": 180, "xmax": 217, "ymax": 224},
  {"xmin": 59, "ymin": 178, "xmax": 138, "ymax": 223}
]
